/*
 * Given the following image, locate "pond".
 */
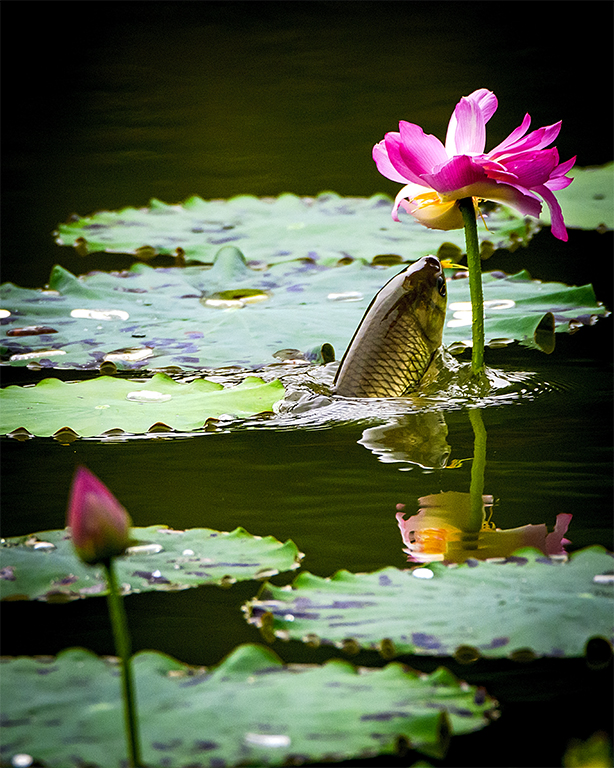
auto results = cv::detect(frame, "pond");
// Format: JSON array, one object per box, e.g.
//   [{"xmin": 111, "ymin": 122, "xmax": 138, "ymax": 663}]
[{"xmin": 1, "ymin": 4, "xmax": 612, "ymax": 768}]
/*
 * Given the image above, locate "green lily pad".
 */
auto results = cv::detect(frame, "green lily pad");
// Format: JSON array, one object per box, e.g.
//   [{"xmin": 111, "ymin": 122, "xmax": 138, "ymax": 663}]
[
  {"xmin": 53, "ymin": 192, "xmax": 536, "ymax": 266},
  {"xmin": 0, "ymin": 643, "xmax": 498, "ymax": 766},
  {"xmin": 0, "ymin": 373, "xmax": 284, "ymax": 438},
  {"xmin": 1, "ymin": 248, "xmax": 608, "ymax": 371},
  {"xmin": 540, "ymin": 163, "xmax": 614, "ymax": 231},
  {"xmin": 245, "ymin": 547, "xmax": 614, "ymax": 660},
  {"xmin": 0, "ymin": 525, "xmax": 301, "ymax": 601}
]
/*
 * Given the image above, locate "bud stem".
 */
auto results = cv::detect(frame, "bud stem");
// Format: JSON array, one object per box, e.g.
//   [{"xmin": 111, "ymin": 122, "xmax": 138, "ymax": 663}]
[{"xmin": 103, "ymin": 559, "xmax": 143, "ymax": 767}]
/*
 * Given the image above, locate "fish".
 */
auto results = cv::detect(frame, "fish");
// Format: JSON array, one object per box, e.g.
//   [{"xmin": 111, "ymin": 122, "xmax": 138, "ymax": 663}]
[{"xmin": 333, "ymin": 255, "xmax": 447, "ymax": 397}]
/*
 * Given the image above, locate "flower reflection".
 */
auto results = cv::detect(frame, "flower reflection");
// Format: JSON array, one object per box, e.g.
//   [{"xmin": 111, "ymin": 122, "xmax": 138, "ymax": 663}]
[{"xmin": 396, "ymin": 491, "xmax": 572, "ymax": 564}]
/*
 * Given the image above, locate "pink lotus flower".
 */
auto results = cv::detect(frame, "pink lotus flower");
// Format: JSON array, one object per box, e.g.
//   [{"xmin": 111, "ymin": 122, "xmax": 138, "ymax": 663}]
[
  {"xmin": 373, "ymin": 88, "xmax": 575, "ymax": 241},
  {"xmin": 67, "ymin": 466, "xmax": 132, "ymax": 565}
]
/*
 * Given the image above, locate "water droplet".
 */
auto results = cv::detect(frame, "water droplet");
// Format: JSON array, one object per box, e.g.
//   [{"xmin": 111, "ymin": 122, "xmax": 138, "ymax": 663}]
[
  {"xmin": 488, "ymin": 338, "xmax": 514, "ymax": 349},
  {"xmin": 105, "ymin": 347, "xmax": 154, "ymax": 363},
  {"xmin": 24, "ymin": 537, "xmax": 55, "ymax": 551},
  {"xmin": 32, "ymin": 542, "xmax": 56, "ymax": 552},
  {"xmin": 10, "ymin": 349, "xmax": 66, "ymax": 361},
  {"xmin": 327, "ymin": 291, "xmax": 363, "ymax": 302},
  {"xmin": 255, "ymin": 568, "xmax": 278, "ymax": 580},
  {"xmin": 244, "ymin": 733, "xmax": 291, "ymax": 748},
  {"xmin": 412, "ymin": 568, "xmax": 434, "ymax": 579},
  {"xmin": 593, "ymin": 573, "xmax": 614, "ymax": 584},
  {"xmin": 125, "ymin": 543, "xmax": 164, "ymax": 556},
  {"xmin": 446, "ymin": 311, "xmax": 473, "ymax": 328},
  {"xmin": 126, "ymin": 390, "xmax": 172, "ymax": 403},
  {"xmin": 71, "ymin": 309, "xmax": 130, "ymax": 321},
  {"xmin": 7, "ymin": 326, "xmax": 59, "ymax": 337},
  {"xmin": 484, "ymin": 299, "xmax": 515, "ymax": 311},
  {"xmin": 182, "ymin": 549, "xmax": 195, "ymax": 556},
  {"xmin": 203, "ymin": 288, "xmax": 270, "ymax": 309},
  {"xmin": 203, "ymin": 299, "xmax": 245, "ymax": 309},
  {"xmin": 151, "ymin": 569, "xmax": 162, "ymax": 578},
  {"xmin": 283, "ymin": 614, "xmax": 295, "ymax": 622},
  {"xmin": 11, "ymin": 754, "xmax": 34, "ymax": 767},
  {"xmin": 0, "ymin": 309, "xmax": 11, "ymax": 319}
]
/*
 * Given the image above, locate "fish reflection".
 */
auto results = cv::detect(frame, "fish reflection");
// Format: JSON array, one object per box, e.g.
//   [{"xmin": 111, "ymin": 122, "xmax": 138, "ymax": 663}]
[
  {"xmin": 396, "ymin": 493, "xmax": 572, "ymax": 564},
  {"xmin": 358, "ymin": 412, "xmax": 451, "ymax": 469}
]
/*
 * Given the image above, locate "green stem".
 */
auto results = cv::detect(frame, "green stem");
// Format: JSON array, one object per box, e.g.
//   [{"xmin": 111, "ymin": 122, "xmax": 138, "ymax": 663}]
[
  {"xmin": 104, "ymin": 559, "xmax": 143, "ymax": 768},
  {"xmin": 467, "ymin": 408, "xmax": 487, "ymax": 533},
  {"xmin": 458, "ymin": 197, "xmax": 485, "ymax": 377}
]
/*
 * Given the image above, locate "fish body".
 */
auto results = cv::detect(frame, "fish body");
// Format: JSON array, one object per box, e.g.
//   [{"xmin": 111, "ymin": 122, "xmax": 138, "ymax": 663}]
[{"xmin": 333, "ymin": 256, "xmax": 447, "ymax": 397}]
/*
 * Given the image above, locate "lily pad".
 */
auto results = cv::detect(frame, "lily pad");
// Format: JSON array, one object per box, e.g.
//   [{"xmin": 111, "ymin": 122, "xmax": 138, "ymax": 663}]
[
  {"xmin": 0, "ymin": 525, "xmax": 301, "ymax": 601},
  {"xmin": 53, "ymin": 192, "xmax": 536, "ymax": 266},
  {"xmin": 539, "ymin": 163, "xmax": 614, "ymax": 231},
  {"xmin": 0, "ymin": 643, "xmax": 498, "ymax": 766},
  {"xmin": 245, "ymin": 547, "xmax": 614, "ymax": 660},
  {"xmin": 0, "ymin": 373, "xmax": 284, "ymax": 438},
  {"xmin": 0, "ymin": 248, "xmax": 608, "ymax": 371}
]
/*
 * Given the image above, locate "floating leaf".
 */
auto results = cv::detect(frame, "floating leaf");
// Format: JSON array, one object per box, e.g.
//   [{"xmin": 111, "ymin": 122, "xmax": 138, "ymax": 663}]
[
  {"xmin": 1, "ymin": 249, "xmax": 607, "ymax": 371},
  {"xmin": 0, "ymin": 373, "xmax": 284, "ymax": 437},
  {"xmin": 54, "ymin": 192, "xmax": 537, "ymax": 266},
  {"xmin": 245, "ymin": 547, "xmax": 614, "ymax": 660},
  {"xmin": 0, "ymin": 644, "xmax": 497, "ymax": 766},
  {"xmin": 0, "ymin": 526, "xmax": 301, "ymax": 601},
  {"xmin": 539, "ymin": 163, "xmax": 614, "ymax": 231}
]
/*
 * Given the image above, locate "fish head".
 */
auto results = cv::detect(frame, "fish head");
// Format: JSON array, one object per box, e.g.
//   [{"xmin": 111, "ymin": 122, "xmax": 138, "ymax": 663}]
[{"xmin": 399, "ymin": 256, "xmax": 447, "ymax": 348}]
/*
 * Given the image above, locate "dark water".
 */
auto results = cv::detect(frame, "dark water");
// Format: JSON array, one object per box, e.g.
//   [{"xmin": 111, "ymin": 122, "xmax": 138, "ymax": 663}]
[{"xmin": 2, "ymin": 3, "xmax": 613, "ymax": 767}]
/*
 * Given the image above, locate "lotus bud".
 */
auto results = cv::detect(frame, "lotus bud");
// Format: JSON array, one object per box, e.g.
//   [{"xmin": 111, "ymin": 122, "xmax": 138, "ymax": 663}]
[{"xmin": 66, "ymin": 466, "xmax": 132, "ymax": 565}]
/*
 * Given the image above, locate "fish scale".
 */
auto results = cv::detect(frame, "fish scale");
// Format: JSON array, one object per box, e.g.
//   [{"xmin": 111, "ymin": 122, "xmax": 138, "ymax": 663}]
[
  {"xmin": 340, "ymin": 317, "xmax": 432, "ymax": 397},
  {"xmin": 333, "ymin": 256, "xmax": 446, "ymax": 398}
]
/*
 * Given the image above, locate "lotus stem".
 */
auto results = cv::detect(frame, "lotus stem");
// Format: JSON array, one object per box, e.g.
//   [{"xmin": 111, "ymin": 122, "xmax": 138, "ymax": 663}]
[
  {"xmin": 103, "ymin": 558, "xmax": 143, "ymax": 768},
  {"xmin": 468, "ymin": 407, "xmax": 487, "ymax": 531},
  {"xmin": 458, "ymin": 197, "xmax": 485, "ymax": 377}
]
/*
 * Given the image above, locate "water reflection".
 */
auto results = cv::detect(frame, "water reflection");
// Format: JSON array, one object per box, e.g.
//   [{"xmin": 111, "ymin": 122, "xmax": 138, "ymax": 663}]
[
  {"xmin": 355, "ymin": 404, "xmax": 573, "ymax": 564},
  {"xmin": 396, "ymin": 492, "xmax": 572, "ymax": 564},
  {"xmin": 358, "ymin": 412, "xmax": 450, "ymax": 469}
]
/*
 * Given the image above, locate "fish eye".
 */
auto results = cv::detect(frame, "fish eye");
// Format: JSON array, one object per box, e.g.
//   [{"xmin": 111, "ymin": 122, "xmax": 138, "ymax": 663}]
[{"xmin": 437, "ymin": 275, "xmax": 447, "ymax": 297}]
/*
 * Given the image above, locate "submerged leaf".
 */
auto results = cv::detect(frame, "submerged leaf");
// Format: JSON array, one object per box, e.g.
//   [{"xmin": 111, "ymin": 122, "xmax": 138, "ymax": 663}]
[
  {"xmin": 0, "ymin": 525, "xmax": 301, "ymax": 601},
  {"xmin": 0, "ymin": 373, "xmax": 284, "ymax": 437},
  {"xmin": 245, "ymin": 547, "xmax": 614, "ymax": 660},
  {"xmin": 0, "ymin": 644, "xmax": 497, "ymax": 766}
]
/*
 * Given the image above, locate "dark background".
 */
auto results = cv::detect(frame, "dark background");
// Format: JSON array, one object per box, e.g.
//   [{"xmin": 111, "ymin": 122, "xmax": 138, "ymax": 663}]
[{"xmin": 2, "ymin": 1, "xmax": 613, "ymax": 294}]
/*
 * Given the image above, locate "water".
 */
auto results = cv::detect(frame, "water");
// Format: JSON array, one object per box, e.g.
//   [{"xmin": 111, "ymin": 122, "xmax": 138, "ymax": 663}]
[{"xmin": 1, "ymin": 3, "xmax": 612, "ymax": 767}]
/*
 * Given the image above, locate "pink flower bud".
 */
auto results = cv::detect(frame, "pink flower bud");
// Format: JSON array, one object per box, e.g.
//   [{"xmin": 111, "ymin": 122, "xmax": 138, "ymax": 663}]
[{"xmin": 66, "ymin": 466, "xmax": 132, "ymax": 565}]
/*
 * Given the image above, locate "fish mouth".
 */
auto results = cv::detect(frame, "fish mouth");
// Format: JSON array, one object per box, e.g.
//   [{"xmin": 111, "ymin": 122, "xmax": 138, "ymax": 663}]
[{"xmin": 403, "ymin": 256, "xmax": 443, "ymax": 289}]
